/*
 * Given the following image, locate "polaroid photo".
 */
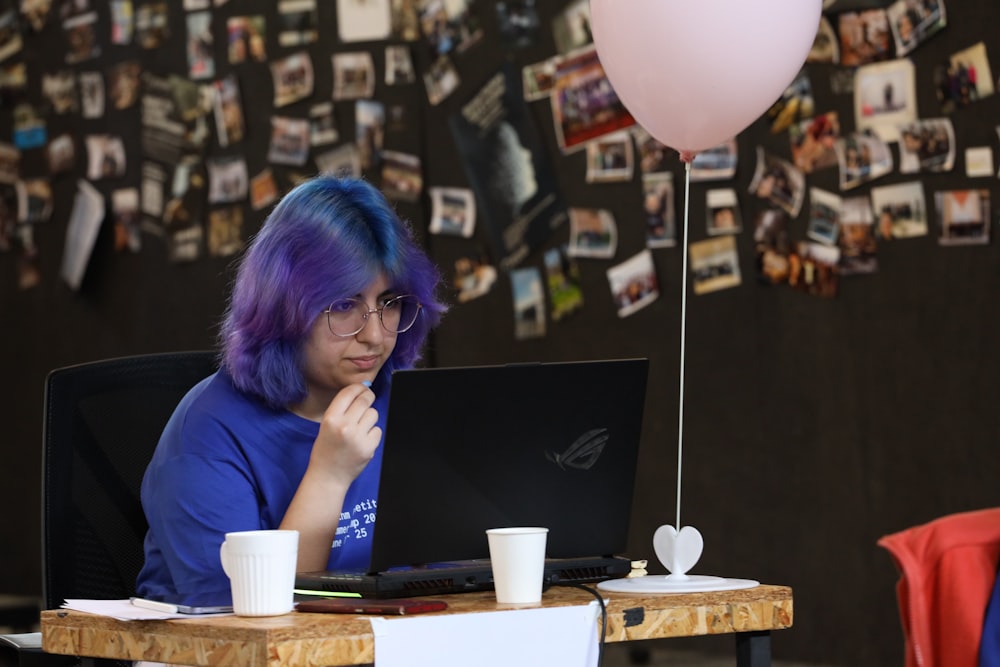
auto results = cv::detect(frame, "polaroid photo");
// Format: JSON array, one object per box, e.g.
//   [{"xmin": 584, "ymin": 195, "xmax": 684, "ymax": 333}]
[
  {"xmin": 585, "ymin": 131, "xmax": 633, "ymax": 183},
  {"xmin": 510, "ymin": 266, "xmax": 546, "ymax": 340},
  {"xmin": 935, "ymin": 189, "xmax": 990, "ymax": 246},
  {"xmin": 936, "ymin": 41, "xmax": 995, "ymax": 114},
  {"xmin": 632, "ymin": 126, "xmax": 671, "ymax": 176},
  {"xmin": 606, "ymin": 249, "xmax": 659, "ymax": 318},
  {"xmin": 497, "ymin": 0, "xmax": 541, "ymax": 50},
  {"xmin": 46, "ymin": 133, "xmax": 75, "ymax": 176},
  {"xmin": 689, "ymin": 139, "xmax": 738, "ymax": 182},
  {"xmin": 706, "ymin": 188, "xmax": 742, "ymax": 236},
  {"xmin": 567, "ymin": 207, "xmax": 617, "ymax": 259},
  {"xmin": 333, "ymin": 51, "xmax": 375, "ymax": 101},
  {"xmin": 213, "ymin": 75, "xmax": 245, "ymax": 148},
  {"xmin": 870, "ymin": 180, "xmax": 928, "ymax": 239},
  {"xmin": 550, "ymin": 45, "xmax": 635, "ymax": 153},
  {"xmin": 85, "ymin": 134, "xmax": 125, "ymax": 180},
  {"xmin": 454, "ymin": 251, "xmax": 497, "ymax": 304},
  {"xmin": 337, "ymin": 0, "xmax": 390, "ymax": 43},
  {"xmin": 110, "ymin": 0, "xmax": 133, "ymax": 44},
  {"xmin": 385, "ymin": 45, "xmax": 415, "ymax": 86},
  {"xmin": 965, "ymin": 146, "xmax": 993, "ymax": 178},
  {"xmin": 753, "ymin": 208, "xmax": 792, "ymax": 286},
  {"xmin": 249, "ymin": 169, "xmax": 278, "ymax": 211},
  {"xmin": 766, "ymin": 71, "xmax": 814, "ymax": 134},
  {"xmin": 551, "ymin": 0, "xmax": 591, "ymax": 55},
  {"xmin": 278, "ymin": 0, "xmax": 317, "ymax": 47},
  {"xmin": 267, "ymin": 116, "xmax": 310, "ymax": 166},
  {"xmin": 807, "ymin": 188, "xmax": 842, "ymax": 246},
  {"xmin": 788, "ymin": 241, "xmax": 840, "ymax": 299},
  {"xmin": 227, "ymin": 16, "xmax": 267, "ymax": 64},
  {"xmin": 207, "ymin": 205, "xmax": 244, "ymax": 257},
  {"xmin": 388, "ymin": 0, "xmax": 420, "ymax": 41},
  {"xmin": 887, "ymin": 0, "xmax": 946, "ymax": 57},
  {"xmin": 642, "ymin": 172, "xmax": 675, "ymax": 248},
  {"xmin": 417, "ymin": 0, "xmax": 482, "ymax": 56},
  {"xmin": 429, "ymin": 187, "xmax": 475, "ymax": 237},
  {"xmin": 748, "ymin": 147, "xmax": 805, "ymax": 217},
  {"xmin": 522, "ymin": 58, "xmax": 556, "ymax": 102},
  {"xmin": 898, "ymin": 118, "xmax": 954, "ymax": 173},
  {"xmin": 838, "ymin": 10, "xmax": 891, "ymax": 67},
  {"xmin": 16, "ymin": 178, "xmax": 53, "ymax": 224},
  {"xmin": 111, "ymin": 187, "xmax": 141, "ymax": 252},
  {"xmin": 108, "ymin": 60, "xmax": 141, "ymax": 110},
  {"xmin": 839, "ymin": 195, "xmax": 878, "ymax": 275},
  {"xmin": 186, "ymin": 11, "xmax": 214, "ymax": 80},
  {"xmin": 272, "ymin": 52, "xmax": 314, "ymax": 108},
  {"xmin": 689, "ymin": 236, "xmax": 741, "ymax": 296},
  {"xmin": 135, "ymin": 2, "xmax": 170, "ymax": 50},
  {"xmin": 836, "ymin": 131, "xmax": 893, "ymax": 190},
  {"xmin": 309, "ymin": 102, "xmax": 338, "ymax": 147},
  {"xmin": 207, "ymin": 155, "xmax": 248, "ymax": 205},
  {"xmin": 380, "ymin": 150, "xmax": 422, "ymax": 203},
  {"xmin": 544, "ymin": 244, "xmax": 584, "ymax": 322},
  {"xmin": 423, "ymin": 54, "xmax": 459, "ymax": 106},
  {"xmin": 315, "ymin": 143, "xmax": 362, "ymax": 179},
  {"xmin": 807, "ymin": 16, "xmax": 839, "ymax": 64},
  {"xmin": 42, "ymin": 71, "xmax": 78, "ymax": 114},
  {"xmin": 355, "ymin": 99, "xmax": 385, "ymax": 171},
  {"xmin": 790, "ymin": 112, "xmax": 840, "ymax": 175},
  {"xmin": 12, "ymin": 103, "xmax": 45, "ymax": 150},
  {"xmin": 854, "ymin": 58, "xmax": 916, "ymax": 142}
]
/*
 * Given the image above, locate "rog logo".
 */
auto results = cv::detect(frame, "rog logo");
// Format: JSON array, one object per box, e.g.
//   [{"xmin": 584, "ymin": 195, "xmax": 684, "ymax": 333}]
[{"xmin": 546, "ymin": 428, "xmax": 608, "ymax": 470}]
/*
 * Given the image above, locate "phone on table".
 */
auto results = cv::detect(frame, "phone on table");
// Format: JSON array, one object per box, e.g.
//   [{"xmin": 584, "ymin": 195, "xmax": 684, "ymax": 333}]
[
  {"xmin": 295, "ymin": 597, "xmax": 447, "ymax": 615},
  {"xmin": 130, "ymin": 597, "xmax": 233, "ymax": 615}
]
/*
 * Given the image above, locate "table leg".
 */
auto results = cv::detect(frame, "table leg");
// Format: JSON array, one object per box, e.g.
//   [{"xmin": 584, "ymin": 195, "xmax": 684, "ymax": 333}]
[{"xmin": 735, "ymin": 630, "xmax": 771, "ymax": 667}]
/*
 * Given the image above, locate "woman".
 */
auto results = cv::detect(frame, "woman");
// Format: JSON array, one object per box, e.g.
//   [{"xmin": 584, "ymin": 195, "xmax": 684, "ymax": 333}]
[{"xmin": 136, "ymin": 176, "xmax": 446, "ymax": 605}]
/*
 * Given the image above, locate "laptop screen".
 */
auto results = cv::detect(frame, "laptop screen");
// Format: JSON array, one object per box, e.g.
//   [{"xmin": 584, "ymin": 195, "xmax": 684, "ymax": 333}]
[{"xmin": 368, "ymin": 358, "xmax": 649, "ymax": 573}]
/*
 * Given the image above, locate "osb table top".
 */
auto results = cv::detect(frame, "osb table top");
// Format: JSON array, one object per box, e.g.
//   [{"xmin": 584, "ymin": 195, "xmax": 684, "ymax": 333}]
[{"xmin": 41, "ymin": 584, "xmax": 793, "ymax": 667}]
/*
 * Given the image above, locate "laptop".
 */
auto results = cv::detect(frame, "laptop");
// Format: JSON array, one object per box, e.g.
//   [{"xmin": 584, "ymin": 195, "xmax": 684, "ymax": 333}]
[{"xmin": 295, "ymin": 357, "xmax": 649, "ymax": 598}]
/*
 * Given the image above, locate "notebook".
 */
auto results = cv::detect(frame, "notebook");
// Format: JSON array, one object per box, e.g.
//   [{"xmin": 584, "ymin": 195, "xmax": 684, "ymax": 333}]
[{"xmin": 295, "ymin": 357, "xmax": 649, "ymax": 598}]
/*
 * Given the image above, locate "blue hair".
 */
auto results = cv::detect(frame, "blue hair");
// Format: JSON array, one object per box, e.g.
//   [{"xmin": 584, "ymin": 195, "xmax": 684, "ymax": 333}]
[{"xmin": 220, "ymin": 176, "xmax": 446, "ymax": 407}]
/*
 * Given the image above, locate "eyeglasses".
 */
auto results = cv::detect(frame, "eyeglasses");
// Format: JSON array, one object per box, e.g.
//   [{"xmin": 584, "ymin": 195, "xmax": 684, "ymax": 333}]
[{"xmin": 324, "ymin": 294, "xmax": 423, "ymax": 337}]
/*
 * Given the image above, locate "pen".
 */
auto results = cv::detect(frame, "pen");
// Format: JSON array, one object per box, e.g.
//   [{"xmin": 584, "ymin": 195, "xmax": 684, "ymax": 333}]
[{"xmin": 130, "ymin": 597, "xmax": 179, "ymax": 614}]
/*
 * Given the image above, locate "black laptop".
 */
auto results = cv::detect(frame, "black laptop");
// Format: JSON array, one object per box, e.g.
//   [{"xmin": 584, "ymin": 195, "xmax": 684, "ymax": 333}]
[{"xmin": 295, "ymin": 358, "xmax": 649, "ymax": 598}]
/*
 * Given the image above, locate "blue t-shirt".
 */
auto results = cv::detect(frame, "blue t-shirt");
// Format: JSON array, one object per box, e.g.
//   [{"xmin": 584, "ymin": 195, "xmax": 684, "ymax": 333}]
[{"xmin": 135, "ymin": 369, "xmax": 387, "ymax": 605}]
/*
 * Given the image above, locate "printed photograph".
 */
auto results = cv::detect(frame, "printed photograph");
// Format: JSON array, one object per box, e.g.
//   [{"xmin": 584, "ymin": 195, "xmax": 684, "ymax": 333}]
[
  {"xmin": 631, "ymin": 126, "xmax": 671, "ymax": 175},
  {"xmin": 790, "ymin": 112, "xmax": 840, "ymax": 174},
  {"xmin": 748, "ymin": 147, "xmax": 805, "ymax": 217},
  {"xmin": 550, "ymin": 44, "xmax": 634, "ymax": 153},
  {"xmin": 585, "ymin": 131, "xmax": 633, "ymax": 183},
  {"xmin": 521, "ymin": 57, "xmax": 556, "ymax": 102},
  {"xmin": 854, "ymin": 58, "xmax": 916, "ymax": 142},
  {"xmin": 766, "ymin": 71, "xmax": 815, "ymax": 134},
  {"xmin": 250, "ymin": 169, "xmax": 278, "ymax": 211},
  {"xmin": 454, "ymin": 250, "xmax": 497, "ymax": 304},
  {"xmin": 706, "ymin": 188, "xmax": 742, "ymax": 236},
  {"xmin": 753, "ymin": 208, "xmax": 792, "ymax": 286},
  {"xmin": 207, "ymin": 155, "xmax": 248, "ymax": 205},
  {"xmin": 207, "ymin": 205, "xmax": 244, "ymax": 257},
  {"xmin": 689, "ymin": 236, "xmax": 741, "ymax": 295},
  {"xmin": 78, "ymin": 71, "xmax": 103, "ymax": 118},
  {"xmin": 278, "ymin": 0, "xmax": 318, "ymax": 47},
  {"xmin": 422, "ymin": 54, "xmax": 460, "ymax": 106},
  {"xmin": 417, "ymin": 0, "xmax": 482, "ymax": 56},
  {"xmin": 355, "ymin": 99, "xmax": 385, "ymax": 171},
  {"xmin": 935, "ymin": 41, "xmax": 994, "ymax": 114},
  {"xmin": 227, "ymin": 15, "xmax": 266, "ymax": 64},
  {"xmin": 836, "ymin": 131, "xmax": 893, "ymax": 190},
  {"xmin": 898, "ymin": 118, "xmax": 953, "ymax": 173},
  {"xmin": 272, "ymin": 51, "xmax": 313, "ymax": 107},
  {"xmin": 567, "ymin": 207, "xmax": 616, "ymax": 259},
  {"xmin": 332, "ymin": 51, "xmax": 375, "ymax": 100},
  {"xmin": 108, "ymin": 60, "xmax": 141, "ymax": 109},
  {"xmin": 46, "ymin": 132, "xmax": 75, "ymax": 175},
  {"xmin": 935, "ymin": 189, "xmax": 990, "ymax": 246},
  {"xmin": 606, "ymin": 249, "xmax": 658, "ymax": 318},
  {"xmin": 787, "ymin": 241, "xmax": 840, "ymax": 298},
  {"xmin": 429, "ymin": 186, "xmax": 475, "ymax": 237},
  {"xmin": 543, "ymin": 244, "xmax": 583, "ymax": 322},
  {"xmin": 689, "ymin": 139, "xmax": 738, "ymax": 181},
  {"xmin": 839, "ymin": 195, "xmax": 878, "ymax": 275},
  {"xmin": 838, "ymin": 9, "xmax": 891, "ymax": 67},
  {"xmin": 642, "ymin": 172, "xmax": 675, "ymax": 248},
  {"xmin": 267, "ymin": 116, "xmax": 310, "ymax": 166},
  {"xmin": 213, "ymin": 75, "xmax": 244, "ymax": 148},
  {"xmin": 510, "ymin": 266, "xmax": 546, "ymax": 340},
  {"xmin": 111, "ymin": 187, "xmax": 140, "ymax": 252},
  {"xmin": 551, "ymin": 0, "xmax": 591, "ymax": 55},
  {"xmin": 380, "ymin": 150, "xmax": 422, "ymax": 203},
  {"xmin": 887, "ymin": 0, "xmax": 946, "ymax": 56},
  {"xmin": 496, "ymin": 0, "xmax": 540, "ymax": 49},
  {"xmin": 337, "ymin": 0, "xmax": 390, "ymax": 43},
  {"xmin": 85, "ymin": 134, "xmax": 125, "ymax": 180},
  {"xmin": 807, "ymin": 16, "xmax": 840, "ymax": 64},
  {"xmin": 315, "ymin": 144, "xmax": 362, "ymax": 179},
  {"xmin": 186, "ymin": 10, "xmax": 214, "ymax": 80},
  {"xmin": 808, "ymin": 188, "xmax": 842, "ymax": 246},
  {"xmin": 385, "ymin": 45, "xmax": 415, "ymax": 85},
  {"xmin": 309, "ymin": 102, "xmax": 338, "ymax": 146},
  {"xmin": 870, "ymin": 181, "xmax": 928, "ymax": 239}
]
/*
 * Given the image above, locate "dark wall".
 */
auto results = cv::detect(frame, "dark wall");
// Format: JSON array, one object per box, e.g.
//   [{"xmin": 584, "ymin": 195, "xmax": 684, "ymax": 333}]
[{"xmin": 2, "ymin": 2, "xmax": 999, "ymax": 666}]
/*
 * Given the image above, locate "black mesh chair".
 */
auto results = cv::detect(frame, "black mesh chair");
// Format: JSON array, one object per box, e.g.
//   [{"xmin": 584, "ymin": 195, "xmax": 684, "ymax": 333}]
[{"xmin": 1, "ymin": 351, "xmax": 218, "ymax": 667}]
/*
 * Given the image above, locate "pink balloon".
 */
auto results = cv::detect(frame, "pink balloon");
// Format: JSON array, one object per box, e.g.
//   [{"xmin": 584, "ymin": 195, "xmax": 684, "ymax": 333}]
[{"xmin": 590, "ymin": 0, "xmax": 822, "ymax": 153}]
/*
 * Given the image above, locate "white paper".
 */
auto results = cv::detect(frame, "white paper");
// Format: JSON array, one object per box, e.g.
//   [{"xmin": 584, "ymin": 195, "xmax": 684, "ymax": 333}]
[
  {"xmin": 59, "ymin": 180, "xmax": 105, "ymax": 290},
  {"xmin": 61, "ymin": 599, "xmax": 233, "ymax": 621},
  {"xmin": 370, "ymin": 602, "xmax": 601, "ymax": 667},
  {"xmin": 965, "ymin": 146, "xmax": 994, "ymax": 177}
]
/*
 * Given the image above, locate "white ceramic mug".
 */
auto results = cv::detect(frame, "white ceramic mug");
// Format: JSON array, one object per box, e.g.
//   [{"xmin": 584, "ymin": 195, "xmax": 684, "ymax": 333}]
[
  {"xmin": 219, "ymin": 529, "xmax": 298, "ymax": 617},
  {"xmin": 486, "ymin": 527, "xmax": 549, "ymax": 604}
]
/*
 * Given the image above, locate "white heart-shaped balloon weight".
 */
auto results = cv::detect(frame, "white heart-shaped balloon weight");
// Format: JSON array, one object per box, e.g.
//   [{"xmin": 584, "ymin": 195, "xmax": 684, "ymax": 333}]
[{"xmin": 653, "ymin": 525, "xmax": 704, "ymax": 576}]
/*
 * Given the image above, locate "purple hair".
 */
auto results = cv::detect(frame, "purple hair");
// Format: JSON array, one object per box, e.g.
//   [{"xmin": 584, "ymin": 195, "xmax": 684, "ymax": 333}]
[{"xmin": 220, "ymin": 176, "xmax": 446, "ymax": 407}]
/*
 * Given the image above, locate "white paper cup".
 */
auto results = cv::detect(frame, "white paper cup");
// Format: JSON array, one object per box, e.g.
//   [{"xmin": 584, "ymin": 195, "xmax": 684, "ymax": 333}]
[
  {"xmin": 486, "ymin": 527, "xmax": 549, "ymax": 604},
  {"xmin": 219, "ymin": 529, "xmax": 298, "ymax": 617}
]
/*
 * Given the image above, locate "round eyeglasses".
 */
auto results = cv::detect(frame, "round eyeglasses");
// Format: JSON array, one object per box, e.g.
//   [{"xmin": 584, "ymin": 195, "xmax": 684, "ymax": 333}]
[{"xmin": 324, "ymin": 294, "xmax": 423, "ymax": 337}]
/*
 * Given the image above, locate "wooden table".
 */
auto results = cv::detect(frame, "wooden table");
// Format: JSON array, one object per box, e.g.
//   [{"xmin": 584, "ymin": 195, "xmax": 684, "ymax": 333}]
[{"xmin": 41, "ymin": 584, "xmax": 792, "ymax": 667}]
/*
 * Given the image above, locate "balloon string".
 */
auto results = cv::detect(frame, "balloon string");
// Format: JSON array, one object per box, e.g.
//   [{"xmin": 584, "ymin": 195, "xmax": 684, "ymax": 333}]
[{"xmin": 676, "ymin": 160, "xmax": 691, "ymax": 532}]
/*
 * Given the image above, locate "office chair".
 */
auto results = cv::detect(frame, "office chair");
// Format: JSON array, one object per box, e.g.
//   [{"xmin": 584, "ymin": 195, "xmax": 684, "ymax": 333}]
[{"xmin": 0, "ymin": 351, "xmax": 219, "ymax": 667}]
